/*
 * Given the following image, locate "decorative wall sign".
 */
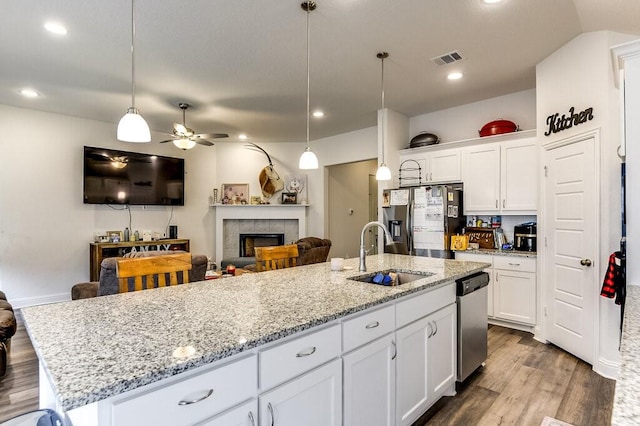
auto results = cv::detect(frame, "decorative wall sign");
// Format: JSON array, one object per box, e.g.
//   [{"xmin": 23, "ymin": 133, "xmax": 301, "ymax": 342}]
[{"xmin": 544, "ymin": 106, "xmax": 594, "ymax": 136}]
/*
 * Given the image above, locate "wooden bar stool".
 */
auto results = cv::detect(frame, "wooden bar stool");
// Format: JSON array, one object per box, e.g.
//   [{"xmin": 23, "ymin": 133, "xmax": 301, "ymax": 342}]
[
  {"xmin": 254, "ymin": 244, "xmax": 299, "ymax": 272},
  {"xmin": 116, "ymin": 253, "xmax": 192, "ymax": 293}
]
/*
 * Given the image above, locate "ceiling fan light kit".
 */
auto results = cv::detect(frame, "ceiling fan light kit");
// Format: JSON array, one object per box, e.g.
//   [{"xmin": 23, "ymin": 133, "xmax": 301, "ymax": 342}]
[
  {"xmin": 298, "ymin": 1, "xmax": 319, "ymax": 170},
  {"xmin": 159, "ymin": 102, "xmax": 228, "ymax": 149},
  {"xmin": 376, "ymin": 51, "xmax": 391, "ymax": 181},
  {"xmin": 117, "ymin": 0, "xmax": 150, "ymax": 143}
]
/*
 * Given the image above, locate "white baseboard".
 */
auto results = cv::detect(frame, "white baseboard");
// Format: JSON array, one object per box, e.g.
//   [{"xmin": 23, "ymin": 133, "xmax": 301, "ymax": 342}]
[
  {"xmin": 10, "ymin": 293, "xmax": 70, "ymax": 309},
  {"xmin": 594, "ymin": 355, "xmax": 620, "ymax": 380}
]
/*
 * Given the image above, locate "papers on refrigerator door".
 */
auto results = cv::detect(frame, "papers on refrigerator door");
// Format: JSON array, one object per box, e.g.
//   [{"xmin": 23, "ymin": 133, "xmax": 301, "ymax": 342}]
[
  {"xmin": 412, "ymin": 186, "xmax": 445, "ymax": 250},
  {"xmin": 390, "ymin": 189, "xmax": 410, "ymax": 206}
]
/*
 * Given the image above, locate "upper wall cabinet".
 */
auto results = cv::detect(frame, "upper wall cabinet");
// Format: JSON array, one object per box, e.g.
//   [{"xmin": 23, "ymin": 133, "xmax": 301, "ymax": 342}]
[
  {"xmin": 462, "ymin": 136, "xmax": 537, "ymax": 215},
  {"xmin": 398, "ymin": 147, "xmax": 461, "ymax": 186}
]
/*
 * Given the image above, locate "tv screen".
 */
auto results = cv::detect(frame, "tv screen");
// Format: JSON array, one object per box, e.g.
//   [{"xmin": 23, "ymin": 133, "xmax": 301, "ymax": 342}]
[{"xmin": 83, "ymin": 146, "xmax": 185, "ymax": 206}]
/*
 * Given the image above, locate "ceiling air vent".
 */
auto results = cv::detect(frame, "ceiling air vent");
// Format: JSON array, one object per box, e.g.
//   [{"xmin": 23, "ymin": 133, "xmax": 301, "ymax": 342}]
[{"xmin": 431, "ymin": 51, "xmax": 464, "ymax": 66}]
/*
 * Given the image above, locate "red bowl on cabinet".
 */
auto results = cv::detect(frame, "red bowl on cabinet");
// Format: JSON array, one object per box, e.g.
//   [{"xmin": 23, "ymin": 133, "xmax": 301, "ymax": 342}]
[{"xmin": 479, "ymin": 119, "xmax": 518, "ymax": 137}]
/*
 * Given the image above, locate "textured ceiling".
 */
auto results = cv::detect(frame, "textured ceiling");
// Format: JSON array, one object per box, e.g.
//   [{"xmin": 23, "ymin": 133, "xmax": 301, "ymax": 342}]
[{"xmin": 1, "ymin": 0, "xmax": 639, "ymax": 144}]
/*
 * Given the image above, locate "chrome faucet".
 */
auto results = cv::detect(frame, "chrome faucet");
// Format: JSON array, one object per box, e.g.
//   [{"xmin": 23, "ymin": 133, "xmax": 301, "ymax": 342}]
[{"xmin": 359, "ymin": 221, "xmax": 394, "ymax": 272}]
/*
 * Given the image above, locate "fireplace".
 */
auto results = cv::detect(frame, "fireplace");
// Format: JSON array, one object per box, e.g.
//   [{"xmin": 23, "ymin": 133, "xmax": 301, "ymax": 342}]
[{"xmin": 239, "ymin": 233, "xmax": 285, "ymax": 257}]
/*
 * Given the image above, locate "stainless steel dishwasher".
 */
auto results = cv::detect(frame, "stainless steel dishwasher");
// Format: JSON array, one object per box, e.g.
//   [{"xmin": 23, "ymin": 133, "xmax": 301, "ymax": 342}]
[{"xmin": 456, "ymin": 271, "xmax": 489, "ymax": 382}]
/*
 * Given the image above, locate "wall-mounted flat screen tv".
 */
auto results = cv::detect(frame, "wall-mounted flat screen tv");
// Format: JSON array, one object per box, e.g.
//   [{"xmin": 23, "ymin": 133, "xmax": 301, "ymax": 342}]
[{"xmin": 83, "ymin": 146, "xmax": 185, "ymax": 206}]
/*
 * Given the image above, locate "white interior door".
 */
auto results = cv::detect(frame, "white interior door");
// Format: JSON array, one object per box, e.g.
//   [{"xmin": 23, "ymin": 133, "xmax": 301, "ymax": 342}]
[{"xmin": 543, "ymin": 134, "xmax": 597, "ymax": 364}]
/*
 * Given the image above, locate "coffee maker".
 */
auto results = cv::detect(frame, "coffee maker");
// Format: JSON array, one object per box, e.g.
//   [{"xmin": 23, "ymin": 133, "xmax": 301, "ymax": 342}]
[{"xmin": 514, "ymin": 222, "xmax": 537, "ymax": 252}]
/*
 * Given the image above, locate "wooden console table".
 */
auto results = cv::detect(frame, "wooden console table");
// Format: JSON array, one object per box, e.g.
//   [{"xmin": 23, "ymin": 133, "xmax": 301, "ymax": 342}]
[{"xmin": 89, "ymin": 239, "xmax": 190, "ymax": 281}]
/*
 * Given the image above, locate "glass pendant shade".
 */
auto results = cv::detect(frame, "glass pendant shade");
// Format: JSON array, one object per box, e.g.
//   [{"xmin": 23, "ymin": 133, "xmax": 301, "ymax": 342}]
[
  {"xmin": 376, "ymin": 163, "xmax": 392, "ymax": 181},
  {"xmin": 299, "ymin": 147, "xmax": 319, "ymax": 169},
  {"xmin": 117, "ymin": 107, "xmax": 151, "ymax": 142},
  {"xmin": 173, "ymin": 138, "xmax": 196, "ymax": 150}
]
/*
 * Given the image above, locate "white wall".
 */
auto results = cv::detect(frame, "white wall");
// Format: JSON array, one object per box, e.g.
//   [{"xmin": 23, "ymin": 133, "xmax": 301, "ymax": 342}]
[
  {"xmin": 536, "ymin": 31, "xmax": 638, "ymax": 378},
  {"xmin": 0, "ymin": 105, "xmax": 220, "ymax": 307},
  {"xmin": 409, "ymin": 89, "xmax": 537, "ymax": 143}
]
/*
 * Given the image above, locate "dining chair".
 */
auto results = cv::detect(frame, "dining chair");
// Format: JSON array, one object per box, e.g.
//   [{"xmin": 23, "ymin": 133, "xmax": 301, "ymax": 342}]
[
  {"xmin": 254, "ymin": 244, "xmax": 299, "ymax": 272},
  {"xmin": 116, "ymin": 252, "xmax": 192, "ymax": 293}
]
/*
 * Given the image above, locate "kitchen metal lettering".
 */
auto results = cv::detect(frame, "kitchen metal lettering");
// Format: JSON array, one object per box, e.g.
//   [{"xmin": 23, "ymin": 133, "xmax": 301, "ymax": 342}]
[{"xmin": 544, "ymin": 106, "xmax": 594, "ymax": 136}]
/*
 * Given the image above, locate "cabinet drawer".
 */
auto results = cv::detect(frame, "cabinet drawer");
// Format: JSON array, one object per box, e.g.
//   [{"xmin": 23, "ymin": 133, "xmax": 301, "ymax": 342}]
[
  {"xmin": 342, "ymin": 305, "xmax": 395, "ymax": 353},
  {"xmin": 111, "ymin": 355, "xmax": 257, "ymax": 426},
  {"xmin": 260, "ymin": 324, "xmax": 341, "ymax": 390},
  {"xmin": 396, "ymin": 283, "xmax": 455, "ymax": 328},
  {"xmin": 494, "ymin": 256, "xmax": 536, "ymax": 273}
]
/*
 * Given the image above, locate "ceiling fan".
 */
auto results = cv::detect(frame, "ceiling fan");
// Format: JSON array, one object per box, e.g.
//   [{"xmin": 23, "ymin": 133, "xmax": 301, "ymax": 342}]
[{"xmin": 160, "ymin": 103, "xmax": 228, "ymax": 149}]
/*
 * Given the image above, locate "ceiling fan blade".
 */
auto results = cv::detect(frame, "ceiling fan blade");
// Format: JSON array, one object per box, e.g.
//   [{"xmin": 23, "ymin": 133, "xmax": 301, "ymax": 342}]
[
  {"xmin": 159, "ymin": 139, "xmax": 175, "ymax": 144},
  {"xmin": 194, "ymin": 139, "xmax": 214, "ymax": 146},
  {"xmin": 174, "ymin": 123, "xmax": 188, "ymax": 134},
  {"xmin": 194, "ymin": 133, "xmax": 229, "ymax": 139}
]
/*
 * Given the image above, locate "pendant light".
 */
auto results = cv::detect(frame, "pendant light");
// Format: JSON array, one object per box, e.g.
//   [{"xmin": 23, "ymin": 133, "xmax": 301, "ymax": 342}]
[
  {"xmin": 298, "ymin": 1, "xmax": 319, "ymax": 170},
  {"xmin": 117, "ymin": 0, "xmax": 151, "ymax": 143},
  {"xmin": 375, "ymin": 52, "xmax": 392, "ymax": 181}
]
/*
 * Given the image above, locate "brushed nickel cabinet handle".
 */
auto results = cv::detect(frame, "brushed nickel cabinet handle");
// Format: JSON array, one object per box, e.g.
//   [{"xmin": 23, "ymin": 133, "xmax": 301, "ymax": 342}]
[
  {"xmin": 177, "ymin": 388, "xmax": 213, "ymax": 406},
  {"xmin": 580, "ymin": 259, "xmax": 592, "ymax": 267},
  {"xmin": 427, "ymin": 322, "xmax": 433, "ymax": 338},
  {"xmin": 433, "ymin": 321, "xmax": 438, "ymax": 337},
  {"xmin": 268, "ymin": 402, "xmax": 275, "ymax": 426},
  {"xmin": 296, "ymin": 346, "xmax": 317, "ymax": 357},
  {"xmin": 391, "ymin": 340, "xmax": 397, "ymax": 360},
  {"xmin": 508, "ymin": 262, "xmax": 521, "ymax": 266},
  {"xmin": 503, "ymin": 199, "xmax": 506, "ymax": 208},
  {"xmin": 248, "ymin": 411, "xmax": 255, "ymax": 426},
  {"xmin": 365, "ymin": 321, "xmax": 380, "ymax": 329},
  {"xmin": 495, "ymin": 199, "xmax": 498, "ymax": 208}
]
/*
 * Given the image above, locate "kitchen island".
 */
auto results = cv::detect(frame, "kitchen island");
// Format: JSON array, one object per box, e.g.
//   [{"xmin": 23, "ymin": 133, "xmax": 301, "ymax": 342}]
[{"xmin": 22, "ymin": 254, "xmax": 489, "ymax": 425}]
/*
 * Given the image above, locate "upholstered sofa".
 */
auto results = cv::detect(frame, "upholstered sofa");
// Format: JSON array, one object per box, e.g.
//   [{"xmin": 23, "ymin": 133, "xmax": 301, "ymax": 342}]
[
  {"xmin": 0, "ymin": 290, "xmax": 16, "ymax": 377},
  {"xmin": 72, "ymin": 251, "xmax": 208, "ymax": 300},
  {"xmin": 295, "ymin": 237, "xmax": 332, "ymax": 266}
]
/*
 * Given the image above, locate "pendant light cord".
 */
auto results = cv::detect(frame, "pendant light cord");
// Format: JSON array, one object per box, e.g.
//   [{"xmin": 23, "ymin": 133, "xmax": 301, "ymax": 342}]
[
  {"xmin": 130, "ymin": 0, "xmax": 136, "ymax": 109},
  {"xmin": 378, "ymin": 52, "xmax": 389, "ymax": 165},
  {"xmin": 305, "ymin": 5, "xmax": 311, "ymax": 146}
]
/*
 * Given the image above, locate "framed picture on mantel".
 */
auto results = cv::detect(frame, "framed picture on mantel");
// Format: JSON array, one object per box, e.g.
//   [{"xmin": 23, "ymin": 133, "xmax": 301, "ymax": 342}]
[{"xmin": 221, "ymin": 183, "xmax": 249, "ymax": 205}]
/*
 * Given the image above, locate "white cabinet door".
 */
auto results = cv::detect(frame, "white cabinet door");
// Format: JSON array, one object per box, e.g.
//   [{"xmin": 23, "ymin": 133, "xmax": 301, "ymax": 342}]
[
  {"xmin": 259, "ymin": 359, "xmax": 342, "ymax": 426},
  {"xmin": 426, "ymin": 304, "xmax": 456, "ymax": 402},
  {"xmin": 198, "ymin": 399, "xmax": 257, "ymax": 426},
  {"xmin": 462, "ymin": 143, "xmax": 501, "ymax": 213},
  {"xmin": 501, "ymin": 139, "xmax": 537, "ymax": 212},
  {"xmin": 395, "ymin": 316, "xmax": 430, "ymax": 426},
  {"xmin": 426, "ymin": 149, "xmax": 462, "ymax": 183},
  {"xmin": 494, "ymin": 268, "xmax": 536, "ymax": 325},
  {"xmin": 343, "ymin": 334, "xmax": 396, "ymax": 426}
]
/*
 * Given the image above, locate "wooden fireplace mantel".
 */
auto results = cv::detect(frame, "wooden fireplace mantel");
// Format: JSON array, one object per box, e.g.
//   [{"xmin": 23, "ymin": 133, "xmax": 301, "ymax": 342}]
[{"xmin": 211, "ymin": 204, "xmax": 308, "ymax": 267}]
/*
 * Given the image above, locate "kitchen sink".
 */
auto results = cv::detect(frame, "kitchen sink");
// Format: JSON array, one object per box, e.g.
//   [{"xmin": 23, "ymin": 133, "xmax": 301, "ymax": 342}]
[{"xmin": 348, "ymin": 269, "xmax": 433, "ymax": 286}]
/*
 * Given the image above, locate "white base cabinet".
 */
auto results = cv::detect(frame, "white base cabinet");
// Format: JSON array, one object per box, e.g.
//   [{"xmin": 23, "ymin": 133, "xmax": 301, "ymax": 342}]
[
  {"xmin": 343, "ymin": 334, "xmax": 396, "ymax": 426},
  {"xmin": 198, "ymin": 399, "xmax": 257, "ymax": 426},
  {"xmin": 258, "ymin": 359, "xmax": 342, "ymax": 426},
  {"xmin": 396, "ymin": 304, "xmax": 456, "ymax": 426},
  {"xmin": 455, "ymin": 252, "xmax": 536, "ymax": 327}
]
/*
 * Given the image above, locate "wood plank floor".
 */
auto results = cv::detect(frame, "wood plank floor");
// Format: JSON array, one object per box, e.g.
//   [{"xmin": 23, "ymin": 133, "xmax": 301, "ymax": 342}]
[
  {"xmin": 0, "ymin": 322, "xmax": 615, "ymax": 425},
  {"xmin": 414, "ymin": 325, "xmax": 615, "ymax": 426}
]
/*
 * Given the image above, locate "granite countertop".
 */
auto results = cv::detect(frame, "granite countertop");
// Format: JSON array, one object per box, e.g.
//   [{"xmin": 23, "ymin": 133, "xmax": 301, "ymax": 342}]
[
  {"xmin": 458, "ymin": 248, "xmax": 537, "ymax": 258},
  {"xmin": 611, "ymin": 284, "xmax": 640, "ymax": 425},
  {"xmin": 21, "ymin": 254, "xmax": 488, "ymax": 412}
]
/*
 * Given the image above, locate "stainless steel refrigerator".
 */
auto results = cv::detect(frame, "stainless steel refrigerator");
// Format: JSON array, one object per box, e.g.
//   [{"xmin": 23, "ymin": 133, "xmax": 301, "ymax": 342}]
[{"xmin": 383, "ymin": 183, "xmax": 464, "ymax": 258}]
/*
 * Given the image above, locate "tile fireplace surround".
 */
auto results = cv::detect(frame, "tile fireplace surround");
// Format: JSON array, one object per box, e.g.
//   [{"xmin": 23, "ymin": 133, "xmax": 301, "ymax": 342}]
[{"xmin": 213, "ymin": 204, "xmax": 307, "ymax": 267}]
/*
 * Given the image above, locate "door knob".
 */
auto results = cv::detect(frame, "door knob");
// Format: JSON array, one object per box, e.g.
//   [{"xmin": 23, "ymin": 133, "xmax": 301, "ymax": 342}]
[{"xmin": 580, "ymin": 259, "xmax": 592, "ymax": 267}]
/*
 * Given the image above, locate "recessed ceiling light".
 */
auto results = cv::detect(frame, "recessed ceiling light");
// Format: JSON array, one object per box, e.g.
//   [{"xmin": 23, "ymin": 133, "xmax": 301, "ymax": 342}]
[
  {"xmin": 238, "ymin": 134, "xmax": 248, "ymax": 140},
  {"xmin": 44, "ymin": 22, "xmax": 68, "ymax": 35},
  {"xmin": 482, "ymin": 0, "xmax": 503, "ymax": 4},
  {"xmin": 19, "ymin": 88, "xmax": 40, "ymax": 98},
  {"xmin": 447, "ymin": 72, "xmax": 463, "ymax": 80},
  {"xmin": 312, "ymin": 110, "xmax": 324, "ymax": 118}
]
